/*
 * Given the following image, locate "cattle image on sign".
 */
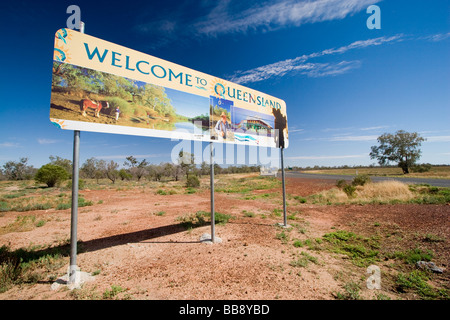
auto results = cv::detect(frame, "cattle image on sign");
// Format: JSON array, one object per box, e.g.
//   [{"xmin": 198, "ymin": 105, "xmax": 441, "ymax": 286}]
[{"xmin": 50, "ymin": 28, "xmax": 288, "ymax": 148}]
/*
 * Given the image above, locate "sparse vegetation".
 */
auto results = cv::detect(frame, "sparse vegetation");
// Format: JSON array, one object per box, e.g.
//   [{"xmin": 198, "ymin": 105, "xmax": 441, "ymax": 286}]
[
  {"xmin": 176, "ymin": 211, "xmax": 233, "ymax": 229},
  {"xmin": 395, "ymin": 270, "xmax": 448, "ymax": 299},
  {"xmin": 0, "ymin": 242, "xmax": 71, "ymax": 293},
  {"xmin": 312, "ymin": 181, "xmax": 449, "ymax": 205},
  {"xmin": 0, "ymin": 170, "xmax": 448, "ymax": 300},
  {"xmin": 304, "ymin": 165, "xmax": 450, "ymax": 179},
  {"xmin": 322, "ymin": 230, "xmax": 380, "ymax": 267},
  {"xmin": 102, "ymin": 285, "xmax": 127, "ymax": 300},
  {"xmin": 289, "ymin": 251, "xmax": 318, "ymax": 268},
  {"xmin": 334, "ymin": 282, "xmax": 361, "ymax": 300},
  {"xmin": 186, "ymin": 175, "xmax": 200, "ymax": 188},
  {"xmin": 216, "ymin": 175, "xmax": 280, "ymax": 194}
]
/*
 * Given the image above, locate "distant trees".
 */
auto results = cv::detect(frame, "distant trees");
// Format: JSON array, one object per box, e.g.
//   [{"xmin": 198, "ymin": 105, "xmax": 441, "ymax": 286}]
[
  {"xmin": 2, "ymin": 158, "xmax": 35, "ymax": 180},
  {"xmin": 81, "ymin": 158, "xmax": 105, "ymax": 180},
  {"xmin": 178, "ymin": 151, "xmax": 195, "ymax": 181},
  {"xmin": 105, "ymin": 160, "xmax": 120, "ymax": 184},
  {"xmin": 370, "ymin": 130, "xmax": 426, "ymax": 174},
  {"xmin": 49, "ymin": 155, "xmax": 72, "ymax": 176},
  {"xmin": 1, "ymin": 155, "xmax": 262, "ymax": 183},
  {"xmin": 119, "ymin": 168, "xmax": 132, "ymax": 181},
  {"xmin": 124, "ymin": 156, "xmax": 148, "ymax": 181}
]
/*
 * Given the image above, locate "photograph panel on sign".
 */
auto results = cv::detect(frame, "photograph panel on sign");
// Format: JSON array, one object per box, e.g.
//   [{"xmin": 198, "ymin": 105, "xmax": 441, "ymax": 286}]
[
  {"xmin": 209, "ymin": 96, "xmax": 234, "ymax": 143},
  {"xmin": 50, "ymin": 61, "xmax": 210, "ymax": 138}
]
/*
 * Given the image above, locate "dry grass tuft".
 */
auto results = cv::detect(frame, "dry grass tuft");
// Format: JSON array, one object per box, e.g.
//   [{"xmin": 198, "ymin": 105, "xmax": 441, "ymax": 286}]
[
  {"xmin": 355, "ymin": 181, "xmax": 414, "ymax": 202},
  {"xmin": 311, "ymin": 181, "xmax": 414, "ymax": 204}
]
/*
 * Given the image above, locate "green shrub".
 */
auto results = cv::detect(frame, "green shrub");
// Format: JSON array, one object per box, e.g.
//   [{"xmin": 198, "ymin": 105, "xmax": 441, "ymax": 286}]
[
  {"xmin": 177, "ymin": 211, "xmax": 232, "ymax": 229},
  {"xmin": 335, "ymin": 282, "xmax": 361, "ymax": 300},
  {"xmin": 56, "ymin": 197, "xmax": 92, "ymax": 210},
  {"xmin": 0, "ymin": 201, "xmax": 11, "ymax": 212},
  {"xmin": 78, "ymin": 197, "xmax": 93, "ymax": 207},
  {"xmin": 243, "ymin": 210, "xmax": 255, "ymax": 217},
  {"xmin": 176, "ymin": 211, "xmax": 207, "ymax": 229},
  {"xmin": 118, "ymin": 169, "xmax": 132, "ymax": 181},
  {"xmin": 293, "ymin": 196, "xmax": 307, "ymax": 203},
  {"xmin": 102, "ymin": 285, "xmax": 126, "ymax": 300},
  {"xmin": 336, "ymin": 179, "xmax": 347, "ymax": 189},
  {"xmin": 65, "ymin": 179, "xmax": 85, "ymax": 190},
  {"xmin": 352, "ymin": 174, "xmax": 371, "ymax": 186},
  {"xmin": 56, "ymin": 203, "xmax": 71, "ymax": 210},
  {"xmin": 290, "ymin": 251, "xmax": 318, "ymax": 268},
  {"xmin": 35, "ymin": 164, "xmax": 69, "ymax": 188},
  {"xmin": 214, "ymin": 212, "xmax": 233, "ymax": 225},
  {"xmin": 293, "ymin": 240, "xmax": 304, "ymax": 248},
  {"xmin": 185, "ymin": 187, "xmax": 196, "ymax": 194},
  {"xmin": 186, "ymin": 175, "xmax": 200, "ymax": 188},
  {"xmin": 395, "ymin": 270, "xmax": 448, "ymax": 299},
  {"xmin": 343, "ymin": 185, "xmax": 356, "ymax": 197},
  {"xmin": 390, "ymin": 248, "xmax": 433, "ymax": 264},
  {"xmin": 323, "ymin": 230, "xmax": 380, "ymax": 267},
  {"xmin": 411, "ymin": 163, "xmax": 432, "ymax": 173}
]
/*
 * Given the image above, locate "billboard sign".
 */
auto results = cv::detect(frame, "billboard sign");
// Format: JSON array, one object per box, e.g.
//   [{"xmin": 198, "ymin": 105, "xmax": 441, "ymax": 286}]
[{"xmin": 50, "ymin": 28, "xmax": 288, "ymax": 148}]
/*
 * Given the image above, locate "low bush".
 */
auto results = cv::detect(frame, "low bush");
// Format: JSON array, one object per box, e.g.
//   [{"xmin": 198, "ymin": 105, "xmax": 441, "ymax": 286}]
[
  {"xmin": 35, "ymin": 164, "xmax": 69, "ymax": 188},
  {"xmin": 411, "ymin": 163, "xmax": 432, "ymax": 173},
  {"xmin": 186, "ymin": 175, "xmax": 200, "ymax": 188},
  {"xmin": 343, "ymin": 185, "xmax": 356, "ymax": 197},
  {"xmin": 395, "ymin": 270, "xmax": 448, "ymax": 299},
  {"xmin": 352, "ymin": 174, "xmax": 371, "ymax": 186}
]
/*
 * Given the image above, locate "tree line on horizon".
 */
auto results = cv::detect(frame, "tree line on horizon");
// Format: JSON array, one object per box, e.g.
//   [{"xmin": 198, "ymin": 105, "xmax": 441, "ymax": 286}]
[
  {"xmin": 1, "ymin": 130, "xmax": 443, "ymax": 185},
  {"xmin": 0, "ymin": 153, "xmax": 261, "ymax": 186}
]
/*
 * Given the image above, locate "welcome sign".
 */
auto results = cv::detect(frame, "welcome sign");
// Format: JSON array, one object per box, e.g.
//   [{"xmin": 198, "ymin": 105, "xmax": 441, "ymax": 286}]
[{"xmin": 50, "ymin": 28, "xmax": 289, "ymax": 148}]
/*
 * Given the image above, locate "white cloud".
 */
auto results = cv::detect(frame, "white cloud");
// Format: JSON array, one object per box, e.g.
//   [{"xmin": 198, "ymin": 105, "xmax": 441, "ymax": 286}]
[
  {"xmin": 37, "ymin": 139, "xmax": 60, "ymax": 145},
  {"xmin": 305, "ymin": 60, "xmax": 361, "ymax": 78},
  {"xmin": 286, "ymin": 153, "xmax": 367, "ymax": 160},
  {"xmin": 289, "ymin": 128, "xmax": 305, "ymax": 133},
  {"xmin": 230, "ymin": 35, "xmax": 402, "ymax": 83},
  {"xmin": 425, "ymin": 136, "xmax": 450, "ymax": 142},
  {"xmin": 195, "ymin": 0, "xmax": 382, "ymax": 36},
  {"xmin": 300, "ymin": 134, "xmax": 378, "ymax": 142},
  {"xmin": 0, "ymin": 142, "xmax": 20, "ymax": 148},
  {"xmin": 360, "ymin": 126, "xmax": 389, "ymax": 131},
  {"xmin": 93, "ymin": 154, "xmax": 169, "ymax": 160},
  {"xmin": 330, "ymin": 135, "xmax": 378, "ymax": 142},
  {"xmin": 323, "ymin": 125, "xmax": 389, "ymax": 132},
  {"xmin": 422, "ymin": 32, "xmax": 450, "ymax": 42}
]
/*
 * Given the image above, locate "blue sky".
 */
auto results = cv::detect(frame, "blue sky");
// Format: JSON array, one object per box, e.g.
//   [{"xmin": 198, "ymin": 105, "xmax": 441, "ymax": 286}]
[
  {"xmin": 0, "ymin": 0, "xmax": 449, "ymax": 169},
  {"xmin": 166, "ymin": 88, "xmax": 209, "ymax": 119}
]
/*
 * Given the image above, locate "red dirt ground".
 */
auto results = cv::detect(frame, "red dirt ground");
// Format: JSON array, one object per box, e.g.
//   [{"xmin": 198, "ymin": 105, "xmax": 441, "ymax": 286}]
[{"xmin": 0, "ymin": 176, "xmax": 448, "ymax": 300}]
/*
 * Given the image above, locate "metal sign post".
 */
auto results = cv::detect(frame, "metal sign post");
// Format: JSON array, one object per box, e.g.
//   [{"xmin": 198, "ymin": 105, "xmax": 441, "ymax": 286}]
[
  {"xmin": 69, "ymin": 130, "xmax": 80, "ymax": 284},
  {"xmin": 210, "ymin": 142, "xmax": 215, "ymax": 243},
  {"xmin": 281, "ymin": 147, "xmax": 288, "ymax": 227},
  {"xmin": 68, "ymin": 22, "xmax": 84, "ymax": 285}
]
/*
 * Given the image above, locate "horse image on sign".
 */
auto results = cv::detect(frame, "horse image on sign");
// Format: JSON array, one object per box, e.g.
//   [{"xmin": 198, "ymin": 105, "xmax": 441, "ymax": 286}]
[{"xmin": 81, "ymin": 99, "xmax": 110, "ymax": 118}]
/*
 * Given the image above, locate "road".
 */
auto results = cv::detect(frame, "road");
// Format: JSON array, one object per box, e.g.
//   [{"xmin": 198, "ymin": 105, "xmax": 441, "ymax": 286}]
[{"xmin": 280, "ymin": 171, "xmax": 450, "ymax": 188}]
